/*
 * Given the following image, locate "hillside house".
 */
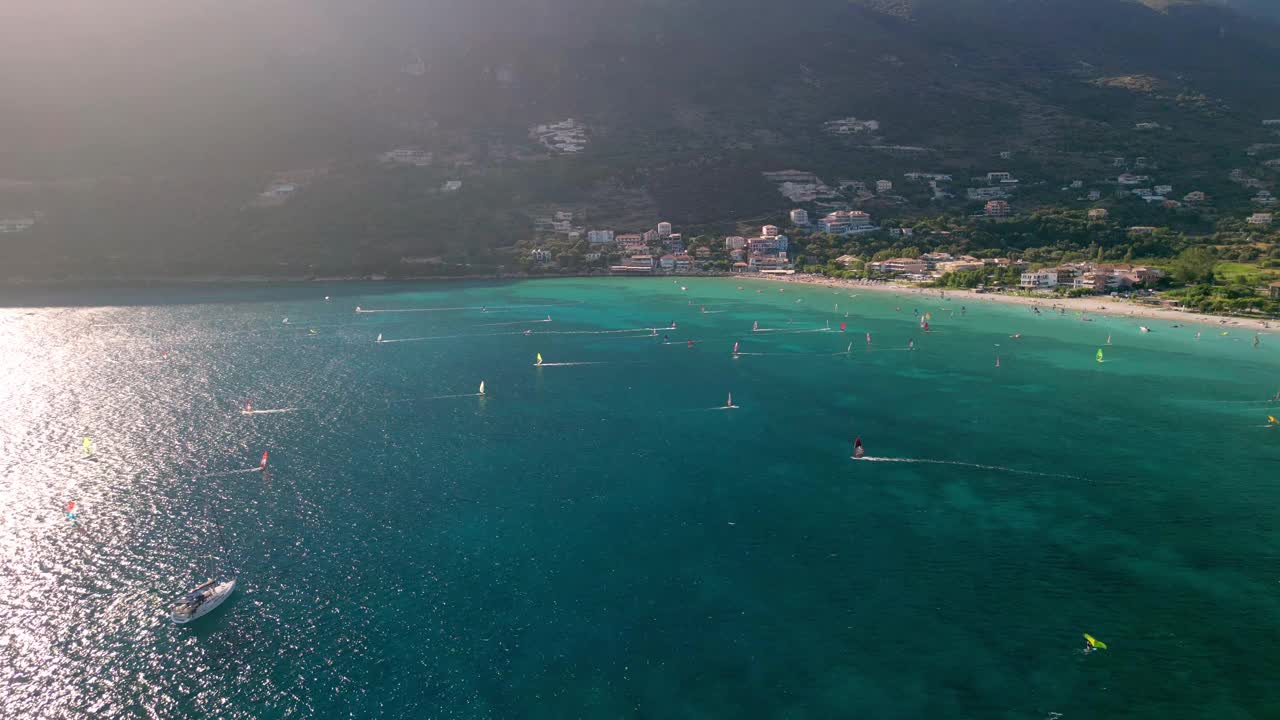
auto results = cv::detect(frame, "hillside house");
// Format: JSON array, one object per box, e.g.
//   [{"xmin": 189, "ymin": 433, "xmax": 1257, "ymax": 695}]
[{"xmin": 985, "ymin": 200, "xmax": 1010, "ymax": 217}]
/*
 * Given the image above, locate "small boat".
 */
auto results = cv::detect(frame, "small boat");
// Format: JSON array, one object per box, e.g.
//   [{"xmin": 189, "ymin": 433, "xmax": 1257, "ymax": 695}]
[
  {"xmin": 752, "ymin": 321, "xmax": 759, "ymax": 332},
  {"xmin": 375, "ymin": 333, "xmax": 383, "ymax": 344},
  {"xmin": 324, "ymin": 296, "xmax": 331, "ymax": 301},
  {"xmin": 724, "ymin": 392, "xmax": 739, "ymax": 409},
  {"xmin": 1140, "ymin": 326, "xmax": 1151, "ymax": 333},
  {"xmin": 241, "ymin": 401, "xmax": 253, "ymax": 415},
  {"xmin": 733, "ymin": 341, "xmax": 740, "ymax": 356},
  {"xmin": 170, "ymin": 577, "xmax": 236, "ymax": 625}
]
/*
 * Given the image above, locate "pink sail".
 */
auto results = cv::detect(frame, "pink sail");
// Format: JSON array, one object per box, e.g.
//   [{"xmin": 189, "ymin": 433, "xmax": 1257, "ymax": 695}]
[{"xmin": 259, "ymin": 451, "xmax": 269, "ymax": 470}]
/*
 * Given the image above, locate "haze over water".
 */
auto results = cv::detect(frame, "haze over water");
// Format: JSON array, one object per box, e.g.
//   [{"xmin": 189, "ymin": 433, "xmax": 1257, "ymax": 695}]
[{"xmin": 3, "ymin": 277, "xmax": 1279, "ymax": 719}]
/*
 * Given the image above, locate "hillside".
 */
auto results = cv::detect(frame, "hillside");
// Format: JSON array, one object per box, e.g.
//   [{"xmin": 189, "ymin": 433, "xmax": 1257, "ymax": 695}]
[{"xmin": 3, "ymin": 0, "xmax": 1280, "ymax": 282}]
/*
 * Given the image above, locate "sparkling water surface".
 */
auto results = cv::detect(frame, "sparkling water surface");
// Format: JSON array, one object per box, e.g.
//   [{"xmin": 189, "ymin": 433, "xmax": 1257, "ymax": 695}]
[{"xmin": 2, "ymin": 277, "xmax": 1279, "ymax": 719}]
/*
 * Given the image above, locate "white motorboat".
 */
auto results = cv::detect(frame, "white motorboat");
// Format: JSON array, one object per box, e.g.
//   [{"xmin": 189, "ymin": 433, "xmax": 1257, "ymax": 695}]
[{"xmin": 170, "ymin": 577, "xmax": 236, "ymax": 624}]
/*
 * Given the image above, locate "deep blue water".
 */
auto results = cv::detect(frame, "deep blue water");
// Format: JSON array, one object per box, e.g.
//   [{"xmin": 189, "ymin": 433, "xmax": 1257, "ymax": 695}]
[{"xmin": 3, "ymin": 277, "xmax": 1280, "ymax": 719}]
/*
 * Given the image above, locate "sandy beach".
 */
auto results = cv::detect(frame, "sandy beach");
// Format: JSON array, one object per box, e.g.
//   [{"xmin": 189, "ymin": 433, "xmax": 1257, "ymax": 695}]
[{"xmin": 749, "ymin": 273, "xmax": 1275, "ymax": 331}]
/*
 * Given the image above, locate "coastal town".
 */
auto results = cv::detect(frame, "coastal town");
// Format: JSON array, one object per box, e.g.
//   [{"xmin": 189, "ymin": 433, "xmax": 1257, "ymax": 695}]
[{"xmin": 501, "ymin": 113, "xmax": 1280, "ymax": 316}]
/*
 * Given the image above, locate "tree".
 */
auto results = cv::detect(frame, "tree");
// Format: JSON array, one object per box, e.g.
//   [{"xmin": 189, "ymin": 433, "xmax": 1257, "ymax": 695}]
[{"xmin": 1171, "ymin": 246, "xmax": 1218, "ymax": 285}]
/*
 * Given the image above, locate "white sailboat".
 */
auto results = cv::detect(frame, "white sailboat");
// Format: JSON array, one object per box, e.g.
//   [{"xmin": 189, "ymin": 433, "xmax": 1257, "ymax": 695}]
[
  {"xmin": 171, "ymin": 577, "xmax": 236, "ymax": 625},
  {"xmin": 723, "ymin": 392, "xmax": 739, "ymax": 410},
  {"xmin": 478, "ymin": 381, "xmax": 486, "ymax": 396},
  {"xmin": 376, "ymin": 333, "xmax": 383, "ymax": 344}
]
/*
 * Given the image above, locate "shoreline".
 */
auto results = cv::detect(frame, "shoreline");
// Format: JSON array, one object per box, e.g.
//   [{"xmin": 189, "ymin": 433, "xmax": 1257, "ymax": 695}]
[
  {"xmin": 747, "ymin": 273, "xmax": 1273, "ymax": 330},
  {"xmin": 1, "ymin": 270, "xmax": 1272, "ymax": 329}
]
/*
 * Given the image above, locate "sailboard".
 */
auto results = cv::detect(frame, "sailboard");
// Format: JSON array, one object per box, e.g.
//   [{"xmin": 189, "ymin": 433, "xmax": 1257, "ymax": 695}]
[
  {"xmin": 1096, "ymin": 348, "xmax": 1104, "ymax": 363},
  {"xmin": 1083, "ymin": 634, "xmax": 1107, "ymax": 651},
  {"xmin": 853, "ymin": 437, "xmax": 865, "ymax": 459},
  {"xmin": 535, "ymin": 353, "xmax": 544, "ymax": 366},
  {"xmin": 259, "ymin": 451, "xmax": 269, "ymax": 470}
]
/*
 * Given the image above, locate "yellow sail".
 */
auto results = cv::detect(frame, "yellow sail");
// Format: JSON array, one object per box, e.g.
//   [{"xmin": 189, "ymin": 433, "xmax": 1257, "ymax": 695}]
[
  {"xmin": 1269, "ymin": 415, "xmax": 1277, "ymax": 425},
  {"xmin": 82, "ymin": 437, "xmax": 93, "ymax": 455},
  {"xmin": 1083, "ymin": 633, "xmax": 1107, "ymax": 650},
  {"xmin": 535, "ymin": 353, "xmax": 543, "ymax": 366}
]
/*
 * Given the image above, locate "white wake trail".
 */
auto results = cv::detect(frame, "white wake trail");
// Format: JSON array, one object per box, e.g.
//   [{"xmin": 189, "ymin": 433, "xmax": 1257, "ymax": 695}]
[{"xmin": 854, "ymin": 456, "xmax": 1081, "ymax": 480}]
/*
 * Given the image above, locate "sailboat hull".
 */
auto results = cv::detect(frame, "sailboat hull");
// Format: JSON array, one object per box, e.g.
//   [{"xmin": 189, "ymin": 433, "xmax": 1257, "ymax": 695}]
[{"xmin": 171, "ymin": 578, "xmax": 236, "ymax": 624}]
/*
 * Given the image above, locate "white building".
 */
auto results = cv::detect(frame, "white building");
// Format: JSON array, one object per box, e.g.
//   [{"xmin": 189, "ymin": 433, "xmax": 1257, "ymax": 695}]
[
  {"xmin": 1247, "ymin": 213, "xmax": 1274, "ymax": 226},
  {"xmin": 790, "ymin": 208, "xmax": 809, "ymax": 226},
  {"xmin": 587, "ymin": 230, "xmax": 615, "ymax": 245},
  {"xmin": 1020, "ymin": 271, "xmax": 1058, "ymax": 289},
  {"xmin": 0, "ymin": 218, "xmax": 36, "ymax": 234},
  {"xmin": 442, "ymin": 180, "xmax": 462, "ymax": 192},
  {"xmin": 761, "ymin": 225, "xmax": 780, "ymax": 238},
  {"xmin": 967, "ymin": 187, "xmax": 1009, "ymax": 200},
  {"xmin": 1154, "ymin": 185, "xmax": 1173, "ymax": 196},
  {"xmin": 657, "ymin": 221, "xmax": 673, "ymax": 238},
  {"xmin": 380, "ymin": 147, "xmax": 433, "ymax": 166},
  {"xmin": 876, "ymin": 180, "xmax": 893, "ymax": 193},
  {"xmin": 724, "ymin": 236, "xmax": 747, "ymax": 250},
  {"xmin": 818, "ymin": 210, "xmax": 876, "ymax": 234}
]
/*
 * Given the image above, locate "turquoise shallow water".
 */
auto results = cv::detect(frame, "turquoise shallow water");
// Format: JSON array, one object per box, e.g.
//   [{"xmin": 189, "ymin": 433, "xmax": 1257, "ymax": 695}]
[{"xmin": 3, "ymin": 277, "xmax": 1280, "ymax": 718}]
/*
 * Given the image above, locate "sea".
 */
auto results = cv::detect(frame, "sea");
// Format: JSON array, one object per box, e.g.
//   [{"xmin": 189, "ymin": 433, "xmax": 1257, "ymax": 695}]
[{"xmin": 2, "ymin": 277, "xmax": 1279, "ymax": 719}]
